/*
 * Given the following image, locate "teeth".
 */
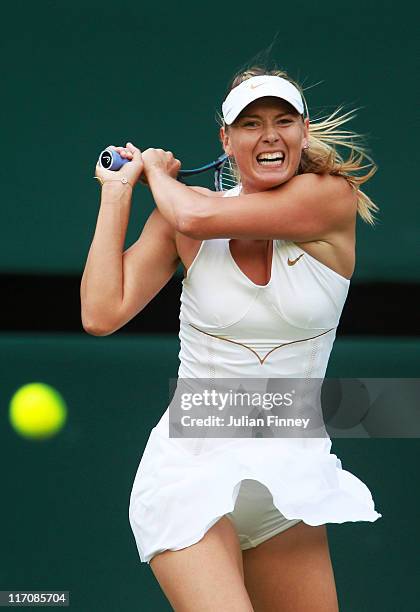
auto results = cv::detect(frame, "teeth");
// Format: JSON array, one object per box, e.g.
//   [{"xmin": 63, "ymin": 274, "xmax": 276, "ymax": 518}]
[
  {"xmin": 257, "ymin": 152, "xmax": 285, "ymax": 161},
  {"xmin": 258, "ymin": 158, "xmax": 284, "ymax": 164}
]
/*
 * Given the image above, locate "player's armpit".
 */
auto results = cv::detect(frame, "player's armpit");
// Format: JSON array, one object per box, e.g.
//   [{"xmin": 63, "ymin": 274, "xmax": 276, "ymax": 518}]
[{"xmin": 182, "ymin": 173, "xmax": 357, "ymax": 243}]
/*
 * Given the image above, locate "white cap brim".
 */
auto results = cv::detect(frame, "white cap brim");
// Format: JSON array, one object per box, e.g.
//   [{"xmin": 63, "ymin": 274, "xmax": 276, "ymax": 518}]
[{"xmin": 222, "ymin": 75, "xmax": 304, "ymax": 125}]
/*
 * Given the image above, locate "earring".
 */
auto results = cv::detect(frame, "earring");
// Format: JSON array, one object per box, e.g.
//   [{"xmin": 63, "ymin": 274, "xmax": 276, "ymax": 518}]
[{"xmin": 303, "ymin": 144, "xmax": 310, "ymax": 150}]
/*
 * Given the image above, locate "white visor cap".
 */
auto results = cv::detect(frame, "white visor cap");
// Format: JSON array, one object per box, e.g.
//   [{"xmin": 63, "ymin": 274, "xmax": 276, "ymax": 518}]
[{"xmin": 222, "ymin": 75, "xmax": 305, "ymax": 125}]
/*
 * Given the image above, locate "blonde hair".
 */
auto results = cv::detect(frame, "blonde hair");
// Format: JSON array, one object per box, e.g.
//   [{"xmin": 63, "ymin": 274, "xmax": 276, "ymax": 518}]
[{"xmin": 217, "ymin": 65, "xmax": 379, "ymax": 226}]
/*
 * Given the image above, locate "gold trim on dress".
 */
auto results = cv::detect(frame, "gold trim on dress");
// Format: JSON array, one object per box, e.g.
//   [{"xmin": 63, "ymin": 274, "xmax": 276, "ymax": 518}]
[{"xmin": 188, "ymin": 323, "xmax": 335, "ymax": 365}]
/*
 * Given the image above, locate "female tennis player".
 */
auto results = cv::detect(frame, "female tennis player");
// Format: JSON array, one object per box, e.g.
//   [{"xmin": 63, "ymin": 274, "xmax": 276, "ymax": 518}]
[{"xmin": 81, "ymin": 66, "xmax": 382, "ymax": 611}]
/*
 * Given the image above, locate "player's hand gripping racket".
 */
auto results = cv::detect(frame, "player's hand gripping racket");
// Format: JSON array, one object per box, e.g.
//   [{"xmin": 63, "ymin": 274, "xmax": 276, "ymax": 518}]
[{"xmin": 98, "ymin": 147, "xmax": 238, "ymax": 192}]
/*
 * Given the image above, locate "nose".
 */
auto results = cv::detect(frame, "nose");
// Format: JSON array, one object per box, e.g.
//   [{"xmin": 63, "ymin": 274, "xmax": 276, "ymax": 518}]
[{"xmin": 262, "ymin": 124, "xmax": 280, "ymax": 143}]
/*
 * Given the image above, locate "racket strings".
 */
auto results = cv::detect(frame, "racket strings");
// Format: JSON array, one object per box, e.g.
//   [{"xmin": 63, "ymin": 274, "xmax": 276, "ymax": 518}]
[{"xmin": 218, "ymin": 157, "xmax": 241, "ymax": 192}]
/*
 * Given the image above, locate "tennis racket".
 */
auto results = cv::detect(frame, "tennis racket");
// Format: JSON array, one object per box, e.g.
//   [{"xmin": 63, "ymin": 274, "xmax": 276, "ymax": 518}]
[{"xmin": 98, "ymin": 148, "xmax": 238, "ymax": 192}]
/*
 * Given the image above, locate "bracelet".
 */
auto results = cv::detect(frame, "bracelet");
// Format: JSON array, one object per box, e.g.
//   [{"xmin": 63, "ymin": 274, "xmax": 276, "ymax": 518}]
[{"xmin": 93, "ymin": 176, "xmax": 134, "ymax": 189}]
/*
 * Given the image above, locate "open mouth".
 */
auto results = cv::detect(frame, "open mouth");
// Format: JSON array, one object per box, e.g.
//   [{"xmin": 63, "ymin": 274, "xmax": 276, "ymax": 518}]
[{"xmin": 256, "ymin": 151, "xmax": 285, "ymax": 167}]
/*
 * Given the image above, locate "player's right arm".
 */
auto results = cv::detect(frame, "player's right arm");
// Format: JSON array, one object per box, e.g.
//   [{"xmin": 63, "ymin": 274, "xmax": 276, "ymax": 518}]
[
  {"xmin": 81, "ymin": 142, "xmax": 180, "ymax": 336},
  {"xmin": 81, "ymin": 205, "xmax": 179, "ymax": 336}
]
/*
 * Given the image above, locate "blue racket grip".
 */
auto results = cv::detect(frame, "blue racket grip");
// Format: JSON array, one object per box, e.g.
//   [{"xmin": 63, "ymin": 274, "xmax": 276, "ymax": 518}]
[{"xmin": 98, "ymin": 148, "xmax": 130, "ymax": 171}]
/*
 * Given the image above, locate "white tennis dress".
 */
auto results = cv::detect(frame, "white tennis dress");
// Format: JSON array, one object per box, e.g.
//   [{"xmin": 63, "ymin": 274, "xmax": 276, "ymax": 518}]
[{"xmin": 129, "ymin": 185, "xmax": 382, "ymax": 564}]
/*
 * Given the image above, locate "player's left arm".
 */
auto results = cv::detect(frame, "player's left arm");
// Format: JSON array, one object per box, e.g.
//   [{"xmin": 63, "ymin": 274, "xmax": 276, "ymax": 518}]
[
  {"xmin": 145, "ymin": 168, "xmax": 225, "ymax": 230},
  {"xmin": 181, "ymin": 173, "xmax": 357, "ymax": 243}
]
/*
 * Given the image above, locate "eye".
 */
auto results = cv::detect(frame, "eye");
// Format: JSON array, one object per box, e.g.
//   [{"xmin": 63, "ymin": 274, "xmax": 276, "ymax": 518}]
[
  {"xmin": 243, "ymin": 121, "xmax": 259, "ymax": 127},
  {"xmin": 278, "ymin": 118, "xmax": 293, "ymax": 124}
]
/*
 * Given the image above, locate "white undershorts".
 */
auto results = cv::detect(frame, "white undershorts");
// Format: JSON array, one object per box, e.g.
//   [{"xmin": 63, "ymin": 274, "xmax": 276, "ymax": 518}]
[{"xmin": 225, "ymin": 478, "xmax": 302, "ymax": 549}]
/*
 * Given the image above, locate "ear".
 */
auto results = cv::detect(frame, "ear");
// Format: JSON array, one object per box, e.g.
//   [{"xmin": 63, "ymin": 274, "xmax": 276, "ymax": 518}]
[{"xmin": 219, "ymin": 126, "xmax": 233, "ymax": 156}]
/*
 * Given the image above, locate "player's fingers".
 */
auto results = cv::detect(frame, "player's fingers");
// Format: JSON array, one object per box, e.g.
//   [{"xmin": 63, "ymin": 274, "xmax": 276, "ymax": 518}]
[
  {"xmin": 110, "ymin": 145, "xmax": 131, "ymax": 158},
  {"xmin": 126, "ymin": 142, "xmax": 141, "ymax": 156},
  {"xmin": 110, "ymin": 145, "xmax": 125, "ymax": 155}
]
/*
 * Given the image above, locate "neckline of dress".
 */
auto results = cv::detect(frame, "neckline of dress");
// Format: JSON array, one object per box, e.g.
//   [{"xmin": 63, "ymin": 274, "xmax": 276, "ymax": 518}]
[{"xmin": 226, "ymin": 239, "xmax": 275, "ymax": 289}]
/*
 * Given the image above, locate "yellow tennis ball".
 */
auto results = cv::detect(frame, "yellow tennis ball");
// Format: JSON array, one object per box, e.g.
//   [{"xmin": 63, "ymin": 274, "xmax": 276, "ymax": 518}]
[{"xmin": 9, "ymin": 382, "xmax": 67, "ymax": 440}]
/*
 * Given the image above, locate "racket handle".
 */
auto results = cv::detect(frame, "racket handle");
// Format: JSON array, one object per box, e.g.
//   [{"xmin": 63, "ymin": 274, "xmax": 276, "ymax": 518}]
[{"xmin": 98, "ymin": 148, "xmax": 130, "ymax": 171}]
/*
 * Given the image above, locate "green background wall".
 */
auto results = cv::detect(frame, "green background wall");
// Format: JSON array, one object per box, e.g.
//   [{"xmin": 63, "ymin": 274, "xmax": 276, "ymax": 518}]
[
  {"xmin": 1, "ymin": 335, "xmax": 419, "ymax": 610},
  {"xmin": 2, "ymin": 0, "xmax": 418, "ymax": 280}
]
